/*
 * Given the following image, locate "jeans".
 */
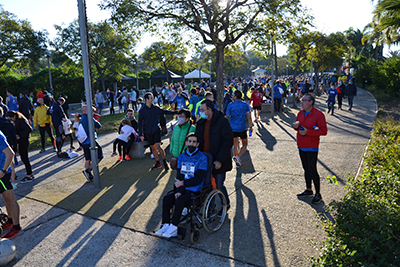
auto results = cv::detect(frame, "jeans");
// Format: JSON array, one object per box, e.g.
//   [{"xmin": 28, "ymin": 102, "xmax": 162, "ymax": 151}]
[
  {"xmin": 347, "ymin": 95, "xmax": 354, "ymax": 110},
  {"xmin": 214, "ymin": 173, "xmax": 230, "ymax": 206}
]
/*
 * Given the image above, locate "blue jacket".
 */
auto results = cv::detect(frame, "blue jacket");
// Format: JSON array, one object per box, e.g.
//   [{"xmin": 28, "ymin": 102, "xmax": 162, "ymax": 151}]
[
  {"xmin": 79, "ymin": 114, "xmax": 101, "ymax": 145},
  {"xmin": 47, "ymin": 102, "xmax": 65, "ymax": 126},
  {"xmin": 138, "ymin": 104, "xmax": 176, "ymax": 136}
]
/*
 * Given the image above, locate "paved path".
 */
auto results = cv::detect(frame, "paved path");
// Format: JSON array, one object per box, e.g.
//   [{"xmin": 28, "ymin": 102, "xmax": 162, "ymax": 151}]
[{"xmin": 3, "ymin": 89, "xmax": 376, "ymax": 266}]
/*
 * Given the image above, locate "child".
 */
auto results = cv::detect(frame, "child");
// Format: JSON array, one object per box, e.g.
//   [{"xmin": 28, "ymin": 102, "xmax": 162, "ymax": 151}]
[
  {"xmin": 73, "ymin": 113, "xmax": 83, "ymax": 151},
  {"xmin": 136, "ymin": 97, "xmax": 144, "ymax": 112},
  {"xmin": 111, "ymin": 119, "xmax": 137, "ymax": 161},
  {"xmin": 62, "ymin": 117, "xmax": 74, "ymax": 149},
  {"xmin": 326, "ymin": 84, "xmax": 338, "ymax": 115}
]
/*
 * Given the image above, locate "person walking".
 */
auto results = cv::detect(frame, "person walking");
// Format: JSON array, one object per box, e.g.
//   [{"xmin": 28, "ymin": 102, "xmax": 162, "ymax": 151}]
[
  {"xmin": 6, "ymin": 111, "xmax": 34, "ymax": 183},
  {"xmin": 293, "ymin": 94, "xmax": 328, "ymax": 204},
  {"xmin": 344, "ymin": 79, "xmax": 357, "ymax": 111},
  {"xmin": 225, "ymin": 90, "xmax": 252, "ymax": 168},
  {"xmin": 336, "ymin": 80, "xmax": 345, "ymax": 110},
  {"xmin": 195, "ymin": 99, "xmax": 233, "ymax": 210},
  {"xmin": 0, "ymin": 130, "xmax": 23, "ymax": 239},
  {"xmin": 34, "ymin": 98, "xmax": 56, "ymax": 153},
  {"xmin": 47, "ymin": 97, "xmax": 66, "ymax": 156},
  {"xmin": 138, "ymin": 92, "xmax": 178, "ymax": 171},
  {"xmin": 273, "ymin": 81, "xmax": 284, "ymax": 112},
  {"xmin": 6, "ymin": 91, "xmax": 18, "ymax": 112},
  {"xmin": 18, "ymin": 92, "xmax": 33, "ymax": 124}
]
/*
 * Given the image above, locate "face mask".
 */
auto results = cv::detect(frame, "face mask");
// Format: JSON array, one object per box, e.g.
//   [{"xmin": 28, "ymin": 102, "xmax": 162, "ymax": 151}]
[
  {"xmin": 177, "ymin": 117, "xmax": 186, "ymax": 125},
  {"xmin": 187, "ymin": 146, "xmax": 197, "ymax": 153},
  {"xmin": 199, "ymin": 112, "xmax": 208, "ymax": 119},
  {"xmin": 19, "ymin": 96, "xmax": 22, "ymax": 99}
]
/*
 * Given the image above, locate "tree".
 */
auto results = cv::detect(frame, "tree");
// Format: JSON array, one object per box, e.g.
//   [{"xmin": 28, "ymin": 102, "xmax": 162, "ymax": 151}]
[
  {"xmin": 53, "ymin": 20, "xmax": 135, "ymax": 92},
  {"xmin": 102, "ymin": 0, "xmax": 306, "ymax": 110},
  {"xmin": 0, "ymin": 6, "xmax": 47, "ymax": 70},
  {"xmin": 141, "ymin": 41, "xmax": 187, "ymax": 81},
  {"xmin": 373, "ymin": 0, "xmax": 400, "ymax": 46}
]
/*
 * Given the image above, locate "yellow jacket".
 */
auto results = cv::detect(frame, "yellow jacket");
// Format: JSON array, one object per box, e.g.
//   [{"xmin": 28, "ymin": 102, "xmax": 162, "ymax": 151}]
[{"xmin": 34, "ymin": 105, "xmax": 52, "ymax": 127}]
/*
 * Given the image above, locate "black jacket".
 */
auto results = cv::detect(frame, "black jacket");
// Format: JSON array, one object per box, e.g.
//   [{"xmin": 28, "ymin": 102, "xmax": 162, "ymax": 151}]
[
  {"xmin": 0, "ymin": 117, "xmax": 17, "ymax": 151},
  {"xmin": 195, "ymin": 110, "xmax": 233, "ymax": 175},
  {"xmin": 19, "ymin": 96, "xmax": 33, "ymax": 120},
  {"xmin": 138, "ymin": 104, "xmax": 176, "ymax": 136},
  {"xmin": 14, "ymin": 117, "xmax": 32, "ymax": 141},
  {"xmin": 345, "ymin": 83, "xmax": 357, "ymax": 96}
]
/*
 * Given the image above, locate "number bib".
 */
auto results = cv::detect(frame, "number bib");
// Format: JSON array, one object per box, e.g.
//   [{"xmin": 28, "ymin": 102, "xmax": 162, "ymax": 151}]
[{"xmin": 181, "ymin": 162, "xmax": 195, "ymax": 177}]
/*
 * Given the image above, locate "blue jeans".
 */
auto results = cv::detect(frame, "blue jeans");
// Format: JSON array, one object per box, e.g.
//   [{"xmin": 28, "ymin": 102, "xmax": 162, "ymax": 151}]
[
  {"xmin": 214, "ymin": 173, "xmax": 230, "ymax": 206},
  {"xmin": 347, "ymin": 95, "xmax": 354, "ymax": 110}
]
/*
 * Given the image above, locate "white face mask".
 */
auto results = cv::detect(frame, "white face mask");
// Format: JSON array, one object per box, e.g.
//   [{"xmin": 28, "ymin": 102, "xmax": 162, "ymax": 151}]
[{"xmin": 177, "ymin": 117, "xmax": 187, "ymax": 125}]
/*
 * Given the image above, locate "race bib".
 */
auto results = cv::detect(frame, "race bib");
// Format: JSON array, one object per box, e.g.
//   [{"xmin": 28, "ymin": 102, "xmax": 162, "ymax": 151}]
[{"xmin": 181, "ymin": 162, "xmax": 195, "ymax": 177}]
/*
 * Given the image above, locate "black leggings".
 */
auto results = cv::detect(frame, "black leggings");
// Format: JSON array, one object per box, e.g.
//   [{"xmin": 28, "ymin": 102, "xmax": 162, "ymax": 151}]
[
  {"xmin": 18, "ymin": 138, "xmax": 32, "ymax": 176},
  {"xmin": 299, "ymin": 150, "xmax": 320, "ymax": 193},
  {"xmin": 62, "ymin": 133, "xmax": 74, "ymax": 148},
  {"xmin": 113, "ymin": 139, "xmax": 127, "ymax": 157},
  {"xmin": 54, "ymin": 123, "xmax": 63, "ymax": 153},
  {"xmin": 39, "ymin": 124, "xmax": 55, "ymax": 149},
  {"xmin": 162, "ymin": 191, "xmax": 194, "ymax": 226}
]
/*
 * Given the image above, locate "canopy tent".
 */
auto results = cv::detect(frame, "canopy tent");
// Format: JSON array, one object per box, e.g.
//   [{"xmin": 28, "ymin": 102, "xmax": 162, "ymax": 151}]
[
  {"xmin": 184, "ymin": 69, "xmax": 211, "ymax": 79},
  {"xmin": 150, "ymin": 70, "xmax": 182, "ymax": 80}
]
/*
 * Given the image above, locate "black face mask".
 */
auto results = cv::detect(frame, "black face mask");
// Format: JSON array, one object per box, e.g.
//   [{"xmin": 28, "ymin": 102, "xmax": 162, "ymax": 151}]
[{"xmin": 187, "ymin": 146, "xmax": 196, "ymax": 153}]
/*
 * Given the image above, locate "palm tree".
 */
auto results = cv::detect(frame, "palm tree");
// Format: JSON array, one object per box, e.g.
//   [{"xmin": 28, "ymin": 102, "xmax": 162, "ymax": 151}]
[{"xmin": 374, "ymin": 0, "xmax": 400, "ymax": 45}]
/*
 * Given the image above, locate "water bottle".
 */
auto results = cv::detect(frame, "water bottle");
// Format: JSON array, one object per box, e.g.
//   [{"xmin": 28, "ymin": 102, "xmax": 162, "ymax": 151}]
[{"xmin": 249, "ymin": 130, "xmax": 252, "ymax": 137}]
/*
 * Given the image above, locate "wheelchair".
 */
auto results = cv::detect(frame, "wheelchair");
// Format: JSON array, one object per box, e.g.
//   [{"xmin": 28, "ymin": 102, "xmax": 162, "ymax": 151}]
[{"xmin": 169, "ymin": 152, "xmax": 227, "ymax": 243}]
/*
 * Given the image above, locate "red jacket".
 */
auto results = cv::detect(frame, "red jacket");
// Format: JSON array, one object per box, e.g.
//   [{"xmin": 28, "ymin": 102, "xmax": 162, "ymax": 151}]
[{"xmin": 295, "ymin": 107, "xmax": 327, "ymax": 149}]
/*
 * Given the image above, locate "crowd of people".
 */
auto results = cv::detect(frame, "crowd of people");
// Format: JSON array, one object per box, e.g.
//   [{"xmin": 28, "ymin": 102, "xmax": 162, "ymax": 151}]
[{"xmin": 0, "ymin": 72, "xmax": 359, "ymax": 239}]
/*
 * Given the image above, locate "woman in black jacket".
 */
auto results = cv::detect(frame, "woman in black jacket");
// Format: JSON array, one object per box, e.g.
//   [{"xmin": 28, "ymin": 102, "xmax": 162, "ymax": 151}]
[{"xmin": 6, "ymin": 111, "xmax": 34, "ymax": 182}]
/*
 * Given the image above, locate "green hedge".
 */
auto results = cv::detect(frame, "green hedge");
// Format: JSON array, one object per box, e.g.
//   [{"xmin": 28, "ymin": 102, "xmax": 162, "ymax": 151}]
[{"xmin": 310, "ymin": 118, "xmax": 400, "ymax": 266}]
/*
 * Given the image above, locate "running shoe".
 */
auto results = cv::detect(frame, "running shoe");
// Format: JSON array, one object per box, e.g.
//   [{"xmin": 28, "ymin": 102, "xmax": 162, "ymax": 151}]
[
  {"xmin": 164, "ymin": 162, "xmax": 169, "ymax": 171},
  {"xmin": 312, "ymin": 193, "xmax": 322, "ymax": 204},
  {"xmin": 125, "ymin": 155, "xmax": 131, "ymax": 161},
  {"xmin": 117, "ymin": 156, "xmax": 123, "ymax": 162},
  {"xmin": 1, "ymin": 221, "xmax": 12, "ymax": 231},
  {"xmin": 39, "ymin": 148, "xmax": 45, "ymax": 153},
  {"xmin": 233, "ymin": 156, "xmax": 241, "ymax": 167},
  {"xmin": 1, "ymin": 227, "xmax": 23, "ymax": 239},
  {"xmin": 151, "ymin": 163, "xmax": 162, "ymax": 170},
  {"xmin": 297, "ymin": 190, "xmax": 313, "ymax": 197},
  {"xmin": 162, "ymin": 224, "xmax": 178, "ymax": 238},
  {"xmin": 111, "ymin": 152, "xmax": 117, "ymax": 157},
  {"xmin": 20, "ymin": 176, "xmax": 34, "ymax": 183},
  {"xmin": 154, "ymin": 224, "xmax": 170, "ymax": 237}
]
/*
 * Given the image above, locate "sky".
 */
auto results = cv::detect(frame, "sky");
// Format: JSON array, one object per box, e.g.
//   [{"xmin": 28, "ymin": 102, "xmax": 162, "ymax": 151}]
[{"xmin": 2, "ymin": 0, "xmax": 394, "ymax": 56}]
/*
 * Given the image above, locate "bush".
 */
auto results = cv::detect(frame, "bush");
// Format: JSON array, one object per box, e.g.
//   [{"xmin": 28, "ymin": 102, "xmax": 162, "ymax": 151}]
[{"xmin": 310, "ymin": 118, "xmax": 400, "ymax": 266}]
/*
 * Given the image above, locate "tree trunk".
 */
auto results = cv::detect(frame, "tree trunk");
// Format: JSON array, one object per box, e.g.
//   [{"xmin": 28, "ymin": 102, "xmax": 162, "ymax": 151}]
[{"xmin": 215, "ymin": 44, "xmax": 225, "ymax": 111}]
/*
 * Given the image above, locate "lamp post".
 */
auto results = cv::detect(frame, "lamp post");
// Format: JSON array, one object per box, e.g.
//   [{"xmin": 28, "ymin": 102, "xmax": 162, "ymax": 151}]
[
  {"xmin": 310, "ymin": 42, "xmax": 316, "ymax": 90},
  {"xmin": 286, "ymin": 65, "xmax": 288, "ymax": 76},
  {"xmin": 45, "ymin": 50, "xmax": 53, "ymax": 94},
  {"xmin": 208, "ymin": 59, "xmax": 212, "ymax": 83}
]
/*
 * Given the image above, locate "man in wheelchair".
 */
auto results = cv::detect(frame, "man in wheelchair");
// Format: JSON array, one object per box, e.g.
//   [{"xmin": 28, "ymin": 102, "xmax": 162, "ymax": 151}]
[{"xmin": 155, "ymin": 133, "xmax": 208, "ymax": 238}]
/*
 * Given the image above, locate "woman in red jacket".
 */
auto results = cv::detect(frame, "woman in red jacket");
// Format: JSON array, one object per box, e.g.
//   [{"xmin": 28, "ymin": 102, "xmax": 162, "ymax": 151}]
[{"xmin": 293, "ymin": 94, "xmax": 327, "ymax": 204}]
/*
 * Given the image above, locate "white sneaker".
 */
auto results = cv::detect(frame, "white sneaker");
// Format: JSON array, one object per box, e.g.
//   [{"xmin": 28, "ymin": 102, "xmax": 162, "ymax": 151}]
[
  {"xmin": 233, "ymin": 155, "xmax": 241, "ymax": 167},
  {"xmin": 154, "ymin": 223, "xmax": 170, "ymax": 237},
  {"xmin": 182, "ymin": 207, "xmax": 188, "ymax": 216},
  {"xmin": 162, "ymin": 224, "xmax": 178, "ymax": 238}
]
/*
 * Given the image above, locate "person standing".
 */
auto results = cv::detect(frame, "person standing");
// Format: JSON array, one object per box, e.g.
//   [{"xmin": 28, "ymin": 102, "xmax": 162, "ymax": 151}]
[
  {"xmin": 107, "ymin": 88, "xmax": 115, "ymax": 115},
  {"xmin": 0, "ymin": 130, "xmax": 22, "ymax": 239},
  {"xmin": 6, "ymin": 111, "xmax": 34, "ymax": 183},
  {"xmin": 273, "ymin": 81, "xmax": 284, "ymax": 112},
  {"xmin": 0, "ymin": 96, "xmax": 9, "ymax": 118},
  {"xmin": 130, "ymin": 87, "xmax": 137, "ymax": 111},
  {"xmin": 60, "ymin": 93, "xmax": 70, "ymax": 118},
  {"xmin": 345, "ymin": 79, "xmax": 357, "ymax": 111},
  {"xmin": 18, "ymin": 92, "xmax": 33, "ymax": 124},
  {"xmin": 80, "ymin": 105, "xmax": 103, "ymax": 182},
  {"xmin": 138, "ymin": 92, "xmax": 177, "ymax": 171},
  {"xmin": 293, "ymin": 94, "xmax": 328, "ymax": 204},
  {"xmin": 195, "ymin": 99, "xmax": 233, "ymax": 210},
  {"xmin": 6, "ymin": 91, "xmax": 18, "ymax": 112},
  {"xmin": 170, "ymin": 109, "xmax": 196, "ymax": 159},
  {"xmin": 34, "ymin": 98, "xmax": 56, "ymax": 153},
  {"xmin": 47, "ymin": 97, "xmax": 66, "ymax": 155},
  {"xmin": 225, "ymin": 90, "xmax": 252, "ymax": 168},
  {"xmin": 95, "ymin": 90, "xmax": 105, "ymax": 115}
]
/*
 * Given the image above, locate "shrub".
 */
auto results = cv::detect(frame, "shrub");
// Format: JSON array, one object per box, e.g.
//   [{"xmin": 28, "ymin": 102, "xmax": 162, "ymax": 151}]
[{"xmin": 310, "ymin": 118, "xmax": 400, "ymax": 266}]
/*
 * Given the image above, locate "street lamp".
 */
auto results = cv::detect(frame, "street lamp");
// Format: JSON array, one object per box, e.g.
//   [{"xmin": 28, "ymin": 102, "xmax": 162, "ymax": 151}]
[
  {"xmin": 45, "ymin": 50, "xmax": 53, "ymax": 94},
  {"xmin": 286, "ymin": 65, "xmax": 288, "ymax": 76},
  {"xmin": 208, "ymin": 59, "xmax": 212, "ymax": 83},
  {"xmin": 310, "ymin": 42, "xmax": 316, "ymax": 89}
]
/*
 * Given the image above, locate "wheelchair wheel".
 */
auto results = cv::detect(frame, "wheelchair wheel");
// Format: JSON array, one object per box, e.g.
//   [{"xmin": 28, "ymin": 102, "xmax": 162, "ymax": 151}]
[
  {"xmin": 202, "ymin": 189, "xmax": 226, "ymax": 233},
  {"xmin": 0, "ymin": 213, "xmax": 8, "ymax": 225},
  {"xmin": 190, "ymin": 228, "xmax": 201, "ymax": 244}
]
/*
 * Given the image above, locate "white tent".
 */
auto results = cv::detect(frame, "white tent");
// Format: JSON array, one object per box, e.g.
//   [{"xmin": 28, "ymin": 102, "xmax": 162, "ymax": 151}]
[{"xmin": 184, "ymin": 69, "xmax": 211, "ymax": 79}]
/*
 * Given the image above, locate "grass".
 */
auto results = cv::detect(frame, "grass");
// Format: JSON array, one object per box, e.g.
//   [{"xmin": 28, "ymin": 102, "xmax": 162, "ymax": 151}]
[{"xmin": 29, "ymin": 112, "xmax": 132, "ymax": 151}]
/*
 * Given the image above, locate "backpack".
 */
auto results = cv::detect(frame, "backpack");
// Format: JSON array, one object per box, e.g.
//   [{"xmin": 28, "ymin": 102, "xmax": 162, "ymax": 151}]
[{"xmin": 76, "ymin": 124, "xmax": 87, "ymax": 143}]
